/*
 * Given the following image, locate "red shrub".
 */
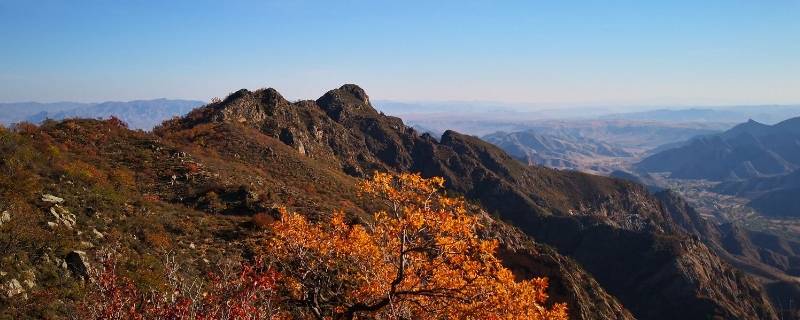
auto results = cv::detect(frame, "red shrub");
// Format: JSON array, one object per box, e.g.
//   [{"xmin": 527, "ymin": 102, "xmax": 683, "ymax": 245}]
[{"xmin": 80, "ymin": 255, "xmax": 282, "ymax": 320}]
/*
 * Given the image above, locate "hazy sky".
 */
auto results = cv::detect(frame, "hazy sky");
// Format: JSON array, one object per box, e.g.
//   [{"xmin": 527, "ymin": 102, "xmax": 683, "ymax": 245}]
[{"xmin": 1, "ymin": 0, "xmax": 799, "ymax": 106}]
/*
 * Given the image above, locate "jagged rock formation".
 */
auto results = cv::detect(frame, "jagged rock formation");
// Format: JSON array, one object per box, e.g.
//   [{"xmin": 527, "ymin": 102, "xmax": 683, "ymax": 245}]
[{"xmin": 157, "ymin": 84, "xmax": 779, "ymax": 320}]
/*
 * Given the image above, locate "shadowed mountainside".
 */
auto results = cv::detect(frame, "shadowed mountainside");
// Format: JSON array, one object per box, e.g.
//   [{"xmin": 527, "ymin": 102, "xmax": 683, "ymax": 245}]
[{"xmin": 156, "ymin": 84, "xmax": 778, "ymax": 320}]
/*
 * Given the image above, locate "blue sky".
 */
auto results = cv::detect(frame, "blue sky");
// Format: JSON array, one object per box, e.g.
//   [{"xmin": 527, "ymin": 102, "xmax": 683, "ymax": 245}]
[{"xmin": 1, "ymin": 0, "xmax": 798, "ymax": 106}]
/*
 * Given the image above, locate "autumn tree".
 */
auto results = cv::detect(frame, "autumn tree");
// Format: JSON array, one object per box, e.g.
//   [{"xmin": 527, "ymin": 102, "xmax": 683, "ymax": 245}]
[{"xmin": 268, "ymin": 172, "xmax": 567, "ymax": 320}]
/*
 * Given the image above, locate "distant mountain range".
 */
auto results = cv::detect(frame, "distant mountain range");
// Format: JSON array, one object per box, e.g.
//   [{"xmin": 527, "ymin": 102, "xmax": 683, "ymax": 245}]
[
  {"xmin": 602, "ymin": 105, "xmax": 800, "ymax": 124},
  {"xmin": 483, "ymin": 130, "xmax": 631, "ymax": 171},
  {"xmin": 477, "ymin": 121, "xmax": 723, "ymax": 174},
  {"xmin": 636, "ymin": 117, "xmax": 800, "ymax": 181},
  {"xmin": 0, "ymin": 99, "xmax": 205, "ymax": 130},
  {"xmin": 0, "ymin": 101, "xmax": 88, "ymax": 124}
]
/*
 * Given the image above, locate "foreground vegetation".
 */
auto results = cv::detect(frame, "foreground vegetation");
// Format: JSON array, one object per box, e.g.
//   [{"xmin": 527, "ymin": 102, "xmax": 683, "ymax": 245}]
[{"xmin": 79, "ymin": 173, "xmax": 567, "ymax": 319}]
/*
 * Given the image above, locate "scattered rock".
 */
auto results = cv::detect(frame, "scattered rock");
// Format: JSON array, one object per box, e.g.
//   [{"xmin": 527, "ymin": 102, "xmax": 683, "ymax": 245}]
[
  {"xmin": 92, "ymin": 228, "xmax": 104, "ymax": 239},
  {"xmin": 41, "ymin": 194, "xmax": 64, "ymax": 204},
  {"xmin": 49, "ymin": 205, "xmax": 76, "ymax": 229},
  {"xmin": 4, "ymin": 279, "xmax": 24, "ymax": 298},
  {"xmin": 0, "ymin": 211, "xmax": 9, "ymax": 225},
  {"xmin": 65, "ymin": 251, "xmax": 90, "ymax": 280}
]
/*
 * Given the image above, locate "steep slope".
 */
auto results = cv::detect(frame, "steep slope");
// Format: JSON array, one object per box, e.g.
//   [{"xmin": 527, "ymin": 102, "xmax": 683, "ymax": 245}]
[
  {"xmin": 637, "ymin": 118, "xmax": 800, "ymax": 180},
  {"xmin": 157, "ymin": 84, "xmax": 778, "ymax": 320},
  {"xmin": 655, "ymin": 191, "xmax": 800, "ymax": 319}
]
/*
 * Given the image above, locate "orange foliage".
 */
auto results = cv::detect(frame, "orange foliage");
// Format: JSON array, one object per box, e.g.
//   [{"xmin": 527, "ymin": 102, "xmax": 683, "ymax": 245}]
[
  {"xmin": 268, "ymin": 172, "xmax": 568, "ymax": 319},
  {"xmin": 82, "ymin": 173, "xmax": 567, "ymax": 320}
]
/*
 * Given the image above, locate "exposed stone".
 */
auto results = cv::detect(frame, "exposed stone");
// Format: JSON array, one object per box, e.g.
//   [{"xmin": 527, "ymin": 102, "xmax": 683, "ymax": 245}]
[
  {"xmin": 41, "ymin": 194, "xmax": 64, "ymax": 203},
  {"xmin": 49, "ymin": 205, "xmax": 76, "ymax": 229},
  {"xmin": 92, "ymin": 228, "xmax": 104, "ymax": 239},
  {"xmin": 0, "ymin": 210, "xmax": 9, "ymax": 225},
  {"xmin": 4, "ymin": 279, "xmax": 23, "ymax": 298}
]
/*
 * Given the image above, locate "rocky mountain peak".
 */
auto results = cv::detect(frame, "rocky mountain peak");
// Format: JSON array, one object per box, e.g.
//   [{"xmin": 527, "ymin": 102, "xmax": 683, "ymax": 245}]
[
  {"xmin": 254, "ymin": 87, "xmax": 288, "ymax": 105},
  {"xmin": 316, "ymin": 84, "xmax": 377, "ymax": 121},
  {"xmin": 207, "ymin": 87, "xmax": 289, "ymax": 125}
]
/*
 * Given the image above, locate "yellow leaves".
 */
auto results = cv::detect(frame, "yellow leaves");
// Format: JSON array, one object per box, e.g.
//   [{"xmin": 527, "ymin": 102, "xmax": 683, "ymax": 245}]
[{"xmin": 266, "ymin": 173, "xmax": 567, "ymax": 320}]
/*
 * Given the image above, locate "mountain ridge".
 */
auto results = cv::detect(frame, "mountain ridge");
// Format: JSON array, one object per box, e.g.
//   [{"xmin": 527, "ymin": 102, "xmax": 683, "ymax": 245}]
[
  {"xmin": 156, "ymin": 84, "xmax": 777, "ymax": 320},
  {"xmin": 0, "ymin": 84, "xmax": 781, "ymax": 319}
]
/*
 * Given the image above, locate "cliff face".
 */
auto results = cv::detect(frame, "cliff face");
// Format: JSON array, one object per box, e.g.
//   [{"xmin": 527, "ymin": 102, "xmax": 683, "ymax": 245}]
[{"xmin": 157, "ymin": 84, "xmax": 778, "ymax": 320}]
